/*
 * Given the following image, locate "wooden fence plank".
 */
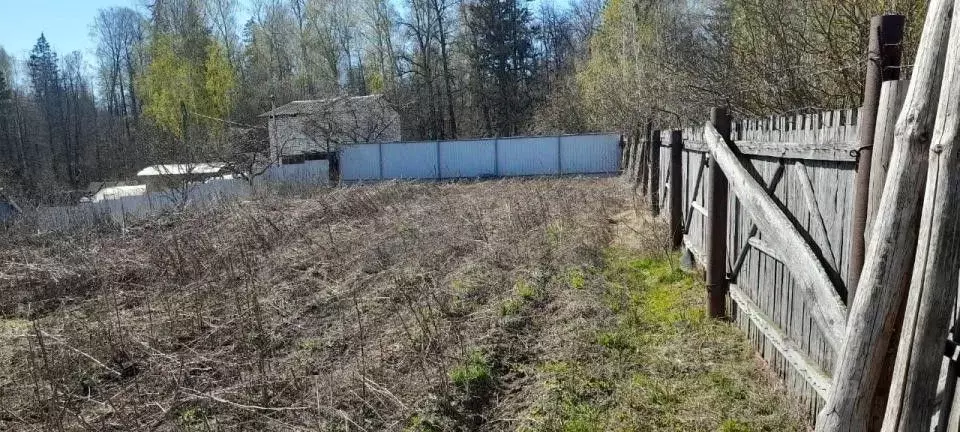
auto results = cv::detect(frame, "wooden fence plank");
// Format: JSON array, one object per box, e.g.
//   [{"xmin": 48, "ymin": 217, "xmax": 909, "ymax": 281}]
[
  {"xmin": 683, "ymin": 140, "xmax": 856, "ymax": 161},
  {"xmin": 730, "ymin": 284, "xmax": 832, "ymax": 399},
  {"xmin": 684, "ymin": 157, "xmax": 708, "ymax": 235},
  {"xmin": 729, "ymin": 162, "xmax": 786, "ymax": 279},
  {"xmin": 792, "ymin": 162, "xmax": 839, "ymax": 270}
]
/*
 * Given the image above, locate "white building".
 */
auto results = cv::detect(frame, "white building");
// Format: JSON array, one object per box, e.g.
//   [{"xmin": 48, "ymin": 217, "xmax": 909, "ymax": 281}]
[{"xmin": 136, "ymin": 163, "xmax": 229, "ymax": 193}]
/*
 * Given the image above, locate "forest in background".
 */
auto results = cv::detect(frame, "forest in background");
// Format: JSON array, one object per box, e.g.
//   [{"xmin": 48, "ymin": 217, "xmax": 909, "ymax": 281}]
[{"xmin": 0, "ymin": 0, "xmax": 928, "ymax": 202}]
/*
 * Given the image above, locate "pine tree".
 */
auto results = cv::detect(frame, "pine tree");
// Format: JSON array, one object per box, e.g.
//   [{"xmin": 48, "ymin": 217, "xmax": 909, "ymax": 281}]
[
  {"xmin": 27, "ymin": 34, "xmax": 68, "ymax": 183},
  {"xmin": 464, "ymin": 0, "xmax": 538, "ymax": 136}
]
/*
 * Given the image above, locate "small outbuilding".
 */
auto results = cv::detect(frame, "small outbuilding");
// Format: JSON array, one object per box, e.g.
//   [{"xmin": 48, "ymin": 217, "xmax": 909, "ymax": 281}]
[
  {"xmin": 90, "ymin": 185, "xmax": 147, "ymax": 202},
  {"xmin": 83, "ymin": 181, "xmax": 135, "ymax": 201},
  {"xmin": 136, "ymin": 163, "xmax": 229, "ymax": 193},
  {"xmin": 259, "ymin": 94, "xmax": 401, "ymax": 164}
]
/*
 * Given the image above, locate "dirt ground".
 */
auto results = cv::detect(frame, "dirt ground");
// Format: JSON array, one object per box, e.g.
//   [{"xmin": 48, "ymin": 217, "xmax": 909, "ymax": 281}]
[{"xmin": 0, "ymin": 178, "xmax": 807, "ymax": 431}]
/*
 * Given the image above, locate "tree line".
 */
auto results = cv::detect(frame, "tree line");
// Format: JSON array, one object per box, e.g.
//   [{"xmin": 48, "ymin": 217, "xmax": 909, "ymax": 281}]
[{"xmin": 0, "ymin": 0, "xmax": 927, "ymax": 202}]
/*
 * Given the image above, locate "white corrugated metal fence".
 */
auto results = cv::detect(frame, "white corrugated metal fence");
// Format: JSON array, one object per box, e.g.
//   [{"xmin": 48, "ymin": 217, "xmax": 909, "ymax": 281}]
[{"xmin": 340, "ymin": 133, "xmax": 621, "ymax": 181}]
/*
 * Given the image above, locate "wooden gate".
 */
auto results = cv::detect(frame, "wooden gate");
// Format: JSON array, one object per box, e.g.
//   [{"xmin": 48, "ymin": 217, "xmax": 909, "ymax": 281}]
[{"xmin": 659, "ymin": 110, "xmax": 861, "ymax": 417}]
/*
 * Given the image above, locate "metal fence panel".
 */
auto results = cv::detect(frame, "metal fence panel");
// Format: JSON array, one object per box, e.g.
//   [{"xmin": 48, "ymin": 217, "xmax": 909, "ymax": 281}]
[
  {"xmin": 341, "ymin": 144, "xmax": 382, "ymax": 180},
  {"xmin": 337, "ymin": 133, "xmax": 622, "ymax": 181},
  {"xmin": 439, "ymin": 139, "xmax": 496, "ymax": 178},
  {"xmin": 560, "ymin": 134, "xmax": 621, "ymax": 174},
  {"xmin": 496, "ymin": 136, "xmax": 560, "ymax": 176},
  {"xmin": 382, "ymin": 141, "xmax": 439, "ymax": 179}
]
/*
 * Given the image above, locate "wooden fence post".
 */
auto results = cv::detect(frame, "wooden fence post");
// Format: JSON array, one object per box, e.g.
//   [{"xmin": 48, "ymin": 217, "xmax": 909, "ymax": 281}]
[
  {"xmin": 881, "ymin": 6, "xmax": 960, "ymax": 429},
  {"xmin": 632, "ymin": 132, "xmax": 641, "ymax": 181},
  {"xmin": 706, "ymin": 107, "xmax": 730, "ymax": 318},
  {"xmin": 669, "ymin": 129, "xmax": 684, "ymax": 248},
  {"xmin": 650, "ymin": 129, "xmax": 661, "ymax": 216},
  {"xmin": 619, "ymin": 134, "xmax": 630, "ymax": 175},
  {"xmin": 817, "ymin": 1, "xmax": 950, "ymax": 430},
  {"xmin": 849, "ymin": 14, "xmax": 905, "ymax": 302},
  {"xmin": 639, "ymin": 121, "xmax": 652, "ymax": 195},
  {"xmin": 866, "ymin": 80, "xmax": 911, "ymax": 246},
  {"xmin": 864, "ymin": 79, "xmax": 910, "ymax": 431}
]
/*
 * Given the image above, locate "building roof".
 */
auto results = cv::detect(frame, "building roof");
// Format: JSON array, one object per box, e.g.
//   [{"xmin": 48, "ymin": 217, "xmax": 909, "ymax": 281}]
[
  {"xmin": 137, "ymin": 163, "xmax": 228, "ymax": 177},
  {"xmin": 91, "ymin": 185, "xmax": 147, "ymax": 202},
  {"xmin": 259, "ymin": 94, "xmax": 391, "ymax": 117}
]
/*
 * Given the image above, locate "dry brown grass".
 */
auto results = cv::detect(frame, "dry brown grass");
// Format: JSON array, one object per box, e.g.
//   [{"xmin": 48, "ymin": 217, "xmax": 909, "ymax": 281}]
[{"xmin": 0, "ymin": 178, "xmax": 625, "ymax": 431}]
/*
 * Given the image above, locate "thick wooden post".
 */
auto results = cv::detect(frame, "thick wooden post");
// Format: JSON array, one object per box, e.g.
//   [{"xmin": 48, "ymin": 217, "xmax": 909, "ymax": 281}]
[
  {"xmin": 634, "ymin": 135, "xmax": 647, "ymax": 188},
  {"xmin": 849, "ymin": 14, "xmax": 905, "ymax": 301},
  {"xmin": 669, "ymin": 129, "xmax": 683, "ymax": 248},
  {"xmin": 864, "ymin": 79, "xmax": 910, "ymax": 431},
  {"xmin": 618, "ymin": 134, "xmax": 630, "ymax": 175},
  {"xmin": 817, "ymin": 1, "xmax": 950, "ymax": 430},
  {"xmin": 639, "ymin": 120, "xmax": 652, "ymax": 195},
  {"xmin": 866, "ymin": 80, "xmax": 911, "ymax": 246},
  {"xmin": 650, "ymin": 129, "xmax": 661, "ymax": 216},
  {"xmin": 881, "ymin": 5, "xmax": 960, "ymax": 430},
  {"xmin": 620, "ymin": 135, "xmax": 631, "ymax": 180},
  {"xmin": 706, "ymin": 108, "xmax": 730, "ymax": 318}
]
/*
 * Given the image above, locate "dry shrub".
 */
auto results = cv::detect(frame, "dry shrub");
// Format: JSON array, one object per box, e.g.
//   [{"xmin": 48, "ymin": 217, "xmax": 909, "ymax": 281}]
[{"xmin": 0, "ymin": 177, "xmax": 625, "ymax": 431}]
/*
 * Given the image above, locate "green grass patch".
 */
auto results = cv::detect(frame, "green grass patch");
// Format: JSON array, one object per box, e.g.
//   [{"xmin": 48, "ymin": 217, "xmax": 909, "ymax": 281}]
[
  {"xmin": 177, "ymin": 405, "xmax": 211, "ymax": 430},
  {"xmin": 566, "ymin": 268, "xmax": 587, "ymax": 290},
  {"xmin": 500, "ymin": 278, "xmax": 543, "ymax": 316},
  {"xmin": 449, "ymin": 350, "xmax": 494, "ymax": 392},
  {"xmin": 404, "ymin": 413, "xmax": 442, "ymax": 432},
  {"xmin": 520, "ymin": 248, "xmax": 807, "ymax": 431}
]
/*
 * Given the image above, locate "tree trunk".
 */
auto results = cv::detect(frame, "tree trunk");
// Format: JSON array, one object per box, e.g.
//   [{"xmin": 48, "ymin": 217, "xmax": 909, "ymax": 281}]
[{"xmin": 432, "ymin": 0, "xmax": 458, "ymax": 139}]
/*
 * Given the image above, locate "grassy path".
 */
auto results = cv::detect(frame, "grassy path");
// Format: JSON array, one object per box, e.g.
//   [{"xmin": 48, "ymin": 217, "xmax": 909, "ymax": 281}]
[{"xmin": 509, "ymin": 248, "xmax": 809, "ymax": 431}]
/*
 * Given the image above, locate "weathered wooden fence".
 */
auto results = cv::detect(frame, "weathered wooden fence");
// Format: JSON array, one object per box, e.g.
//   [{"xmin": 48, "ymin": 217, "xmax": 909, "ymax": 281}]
[
  {"xmin": 618, "ymin": 9, "xmax": 960, "ymax": 429},
  {"xmin": 625, "ymin": 75, "xmax": 960, "ymax": 430},
  {"xmin": 643, "ymin": 110, "xmax": 862, "ymax": 416}
]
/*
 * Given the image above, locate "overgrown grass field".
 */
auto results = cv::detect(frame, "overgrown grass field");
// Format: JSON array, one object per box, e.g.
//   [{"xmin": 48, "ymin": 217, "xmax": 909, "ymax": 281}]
[{"xmin": 0, "ymin": 178, "xmax": 806, "ymax": 431}]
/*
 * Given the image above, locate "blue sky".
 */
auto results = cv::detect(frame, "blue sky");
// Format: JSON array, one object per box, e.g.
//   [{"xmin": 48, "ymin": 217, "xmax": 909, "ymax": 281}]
[{"xmin": 0, "ymin": 0, "xmax": 140, "ymax": 59}]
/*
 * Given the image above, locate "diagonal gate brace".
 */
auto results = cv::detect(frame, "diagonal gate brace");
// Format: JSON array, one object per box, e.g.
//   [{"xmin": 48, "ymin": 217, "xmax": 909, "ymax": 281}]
[{"xmin": 704, "ymin": 122, "xmax": 848, "ymax": 352}]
